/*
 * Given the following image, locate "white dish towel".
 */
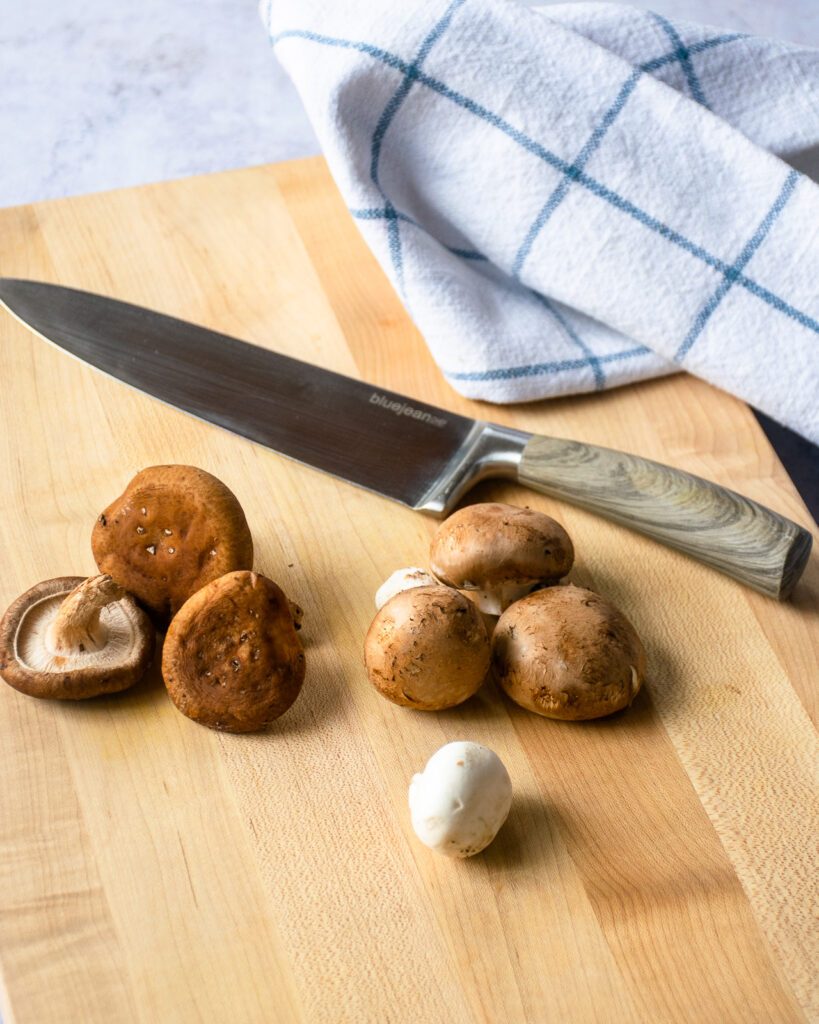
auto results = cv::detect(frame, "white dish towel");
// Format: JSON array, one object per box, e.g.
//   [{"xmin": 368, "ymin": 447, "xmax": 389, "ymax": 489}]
[{"xmin": 262, "ymin": 0, "xmax": 819, "ymax": 443}]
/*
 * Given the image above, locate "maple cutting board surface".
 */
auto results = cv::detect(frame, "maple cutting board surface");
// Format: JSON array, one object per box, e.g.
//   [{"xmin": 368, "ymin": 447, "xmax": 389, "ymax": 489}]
[{"xmin": 0, "ymin": 157, "xmax": 817, "ymax": 1024}]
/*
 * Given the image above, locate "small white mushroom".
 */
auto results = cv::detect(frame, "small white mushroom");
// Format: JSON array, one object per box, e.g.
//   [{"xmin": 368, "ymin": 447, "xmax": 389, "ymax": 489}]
[
  {"xmin": 374, "ymin": 567, "xmax": 438, "ymax": 610},
  {"xmin": 408, "ymin": 741, "xmax": 512, "ymax": 858}
]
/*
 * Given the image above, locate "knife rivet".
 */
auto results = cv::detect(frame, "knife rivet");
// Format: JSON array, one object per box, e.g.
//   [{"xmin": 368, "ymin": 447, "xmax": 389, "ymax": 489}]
[{"xmin": 146, "ymin": 545, "xmax": 156, "ymax": 556}]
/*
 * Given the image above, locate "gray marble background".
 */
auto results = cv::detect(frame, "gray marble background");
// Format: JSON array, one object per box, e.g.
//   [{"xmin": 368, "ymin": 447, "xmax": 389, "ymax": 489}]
[{"xmin": 1, "ymin": 0, "xmax": 816, "ymax": 209}]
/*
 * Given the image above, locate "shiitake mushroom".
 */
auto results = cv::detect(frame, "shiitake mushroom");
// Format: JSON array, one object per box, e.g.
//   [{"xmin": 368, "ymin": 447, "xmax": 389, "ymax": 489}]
[
  {"xmin": 0, "ymin": 575, "xmax": 154, "ymax": 700},
  {"xmin": 92, "ymin": 465, "xmax": 253, "ymax": 621},
  {"xmin": 162, "ymin": 570, "xmax": 305, "ymax": 733}
]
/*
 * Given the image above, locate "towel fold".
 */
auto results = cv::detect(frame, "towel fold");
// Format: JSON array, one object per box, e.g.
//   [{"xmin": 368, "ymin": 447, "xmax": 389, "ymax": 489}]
[{"xmin": 262, "ymin": 0, "xmax": 819, "ymax": 442}]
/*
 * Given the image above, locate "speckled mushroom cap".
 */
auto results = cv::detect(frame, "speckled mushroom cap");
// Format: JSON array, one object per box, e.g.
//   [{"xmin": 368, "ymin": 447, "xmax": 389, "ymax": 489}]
[
  {"xmin": 0, "ymin": 575, "xmax": 154, "ymax": 700},
  {"xmin": 92, "ymin": 465, "xmax": 253, "ymax": 620},
  {"xmin": 430, "ymin": 503, "xmax": 574, "ymax": 591},
  {"xmin": 364, "ymin": 585, "xmax": 490, "ymax": 710},
  {"xmin": 162, "ymin": 570, "xmax": 305, "ymax": 733},
  {"xmin": 492, "ymin": 585, "xmax": 645, "ymax": 720}
]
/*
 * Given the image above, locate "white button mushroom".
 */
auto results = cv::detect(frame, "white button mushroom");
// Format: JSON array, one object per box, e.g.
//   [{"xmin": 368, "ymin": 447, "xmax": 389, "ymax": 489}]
[
  {"xmin": 374, "ymin": 567, "xmax": 438, "ymax": 610},
  {"xmin": 408, "ymin": 741, "xmax": 513, "ymax": 858}
]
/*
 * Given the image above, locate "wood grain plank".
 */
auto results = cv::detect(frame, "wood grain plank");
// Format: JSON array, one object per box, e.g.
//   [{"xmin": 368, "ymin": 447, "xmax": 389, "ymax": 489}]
[
  {"xmin": 0, "ymin": 697, "xmax": 138, "ymax": 1024},
  {"xmin": 0, "ymin": 159, "xmax": 816, "ymax": 1023},
  {"xmin": 276, "ymin": 156, "xmax": 817, "ymax": 1021}
]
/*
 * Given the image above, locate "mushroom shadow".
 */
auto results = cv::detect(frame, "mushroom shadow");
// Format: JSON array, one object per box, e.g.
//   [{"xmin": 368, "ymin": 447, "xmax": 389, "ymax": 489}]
[
  {"xmin": 74, "ymin": 650, "xmax": 168, "ymax": 717},
  {"xmin": 461, "ymin": 792, "xmax": 556, "ymax": 874},
  {"xmin": 65, "ymin": 631, "xmax": 345, "ymax": 737},
  {"xmin": 257, "ymin": 667, "xmax": 346, "ymax": 738},
  {"xmin": 787, "ymin": 548, "xmax": 819, "ymax": 616},
  {"xmin": 430, "ymin": 683, "xmax": 511, "ymax": 730},
  {"xmin": 557, "ymin": 562, "xmax": 687, "ymax": 721}
]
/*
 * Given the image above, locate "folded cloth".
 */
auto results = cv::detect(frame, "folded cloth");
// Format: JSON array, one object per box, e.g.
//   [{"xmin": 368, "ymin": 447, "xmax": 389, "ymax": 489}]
[{"xmin": 262, "ymin": 0, "xmax": 819, "ymax": 443}]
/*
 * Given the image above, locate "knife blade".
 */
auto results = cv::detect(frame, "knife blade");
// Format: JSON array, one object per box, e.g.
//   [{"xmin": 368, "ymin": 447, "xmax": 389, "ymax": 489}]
[{"xmin": 0, "ymin": 278, "xmax": 811, "ymax": 599}]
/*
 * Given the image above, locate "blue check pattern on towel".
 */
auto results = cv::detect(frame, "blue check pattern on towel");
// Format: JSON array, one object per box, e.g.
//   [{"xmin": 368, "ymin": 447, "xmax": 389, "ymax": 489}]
[{"xmin": 263, "ymin": 0, "xmax": 819, "ymax": 443}]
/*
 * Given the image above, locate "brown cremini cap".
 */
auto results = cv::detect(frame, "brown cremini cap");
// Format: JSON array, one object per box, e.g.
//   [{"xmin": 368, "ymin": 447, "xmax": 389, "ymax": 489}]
[
  {"xmin": 492, "ymin": 584, "xmax": 645, "ymax": 720},
  {"xmin": 430, "ymin": 502, "xmax": 574, "ymax": 592},
  {"xmin": 364, "ymin": 584, "xmax": 490, "ymax": 710}
]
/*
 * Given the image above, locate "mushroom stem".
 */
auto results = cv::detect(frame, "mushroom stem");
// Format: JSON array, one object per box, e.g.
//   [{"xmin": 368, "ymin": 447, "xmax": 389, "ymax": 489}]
[
  {"xmin": 47, "ymin": 575, "xmax": 126, "ymax": 654},
  {"xmin": 472, "ymin": 581, "xmax": 537, "ymax": 616}
]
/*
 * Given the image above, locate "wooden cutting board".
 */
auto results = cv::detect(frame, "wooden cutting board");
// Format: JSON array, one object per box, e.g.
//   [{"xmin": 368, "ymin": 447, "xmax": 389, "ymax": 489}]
[{"xmin": 0, "ymin": 157, "xmax": 816, "ymax": 1024}]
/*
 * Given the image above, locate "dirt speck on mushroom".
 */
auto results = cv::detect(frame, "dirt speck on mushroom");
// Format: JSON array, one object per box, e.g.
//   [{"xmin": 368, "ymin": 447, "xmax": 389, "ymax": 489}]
[
  {"xmin": 91, "ymin": 465, "xmax": 253, "ymax": 620},
  {"xmin": 162, "ymin": 570, "xmax": 305, "ymax": 733}
]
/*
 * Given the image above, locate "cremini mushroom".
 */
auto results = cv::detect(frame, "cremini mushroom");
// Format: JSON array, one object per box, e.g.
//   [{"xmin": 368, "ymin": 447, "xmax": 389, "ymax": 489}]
[
  {"xmin": 0, "ymin": 575, "xmax": 154, "ymax": 700},
  {"xmin": 162, "ymin": 570, "xmax": 305, "ymax": 733},
  {"xmin": 92, "ymin": 465, "xmax": 253, "ymax": 620},
  {"xmin": 364, "ymin": 585, "xmax": 490, "ymax": 710},
  {"xmin": 409, "ymin": 741, "xmax": 513, "ymax": 858},
  {"xmin": 374, "ymin": 567, "xmax": 438, "ymax": 610},
  {"xmin": 430, "ymin": 502, "xmax": 574, "ymax": 614},
  {"xmin": 492, "ymin": 584, "xmax": 645, "ymax": 720}
]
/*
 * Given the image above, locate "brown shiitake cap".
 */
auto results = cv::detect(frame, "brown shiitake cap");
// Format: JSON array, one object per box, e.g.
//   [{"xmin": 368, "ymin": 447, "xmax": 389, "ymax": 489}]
[
  {"xmin": 0, "ymin": 575, "xmax": 154, "ymax": 700},
  {"xmin": 492, "ymin": 584, "xmax": 645, "ymax": 721},
  {"xmin": 430, "ymin": 502, "xmax": 574, "ymax": 595},
  {"xmin": 364, "ymin": 585, "xmax": 490, "ymax": 711},
  {"xmin": 92, "ymin": 465, "xmax": 253, "ymax": 620},
  {"xmin": 162, "ymin": 570, "xmax": 305, "ymax": 733}
]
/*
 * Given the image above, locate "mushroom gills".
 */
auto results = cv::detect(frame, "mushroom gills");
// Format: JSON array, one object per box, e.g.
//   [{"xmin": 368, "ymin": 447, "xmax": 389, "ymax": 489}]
[{"xmin": 16, "ymin": 593, "xmax": 146, "ymax": 673}]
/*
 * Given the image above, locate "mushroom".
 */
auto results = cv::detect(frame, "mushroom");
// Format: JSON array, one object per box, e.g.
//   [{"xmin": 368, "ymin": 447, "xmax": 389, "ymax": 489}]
[
  {"xmin": 430, "ymin": 503, "xmax": 574, "ymax": 615},
  {"xmin": 92, "ymin": 465, "xmax": 253, "ymax": 620},
  {"xmin": 162, "ymin": 570, "xmax": 305, "ymax": 732},
  {"xmin": 492, "ymin": 584, "xmax": 645, "ymax": 720},
  {"xmin": 364, "ymin": 585, "xmax": 490, "ymax": 710},
  {"xmin": 408, "ymin": 741, "xmax": 513, "ymax": 858},
  {"xmin": 374, "ymin": 567, "xmax": 438, "ymax": 610},
  {"xmin": 0, "ymin": 575, "xmax": 154, "ymax": 700}
]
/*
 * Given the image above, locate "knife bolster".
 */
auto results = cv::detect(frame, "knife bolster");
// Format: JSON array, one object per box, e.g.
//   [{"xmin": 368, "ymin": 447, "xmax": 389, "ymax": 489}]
[{"xmin": 415, "ymin": 422, "xmax": 529, "ymax": 516}]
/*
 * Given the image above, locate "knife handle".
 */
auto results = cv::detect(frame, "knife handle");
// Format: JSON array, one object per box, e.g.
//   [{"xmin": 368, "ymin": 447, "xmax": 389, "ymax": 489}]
[{"xmin": 517, "ymin": 435, "xmax": 812, "ymax": 599}]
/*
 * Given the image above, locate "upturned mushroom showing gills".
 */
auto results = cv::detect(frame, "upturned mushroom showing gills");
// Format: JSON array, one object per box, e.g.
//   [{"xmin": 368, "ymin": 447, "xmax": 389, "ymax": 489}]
[
  {"xmin": 0, "ymin": 575, "xmax": 154, "ymax": 700},
  {"xmin": 162, "ymin": 570, "xmax": 305, "ymax": 733},
  {"xmin": 430, "ymin": 502, "xmax": 574, "ymax": 615},
  {"xmin": 364, "ymin": 585, "xmax": 490, "ymax": 710},
  {"xmin": 92, "ymin": 465, "xmax": 253, "ymax": 620},
  {"xmin": 492, "ymin": 584, "xmax": 645, "ymax": 720}
]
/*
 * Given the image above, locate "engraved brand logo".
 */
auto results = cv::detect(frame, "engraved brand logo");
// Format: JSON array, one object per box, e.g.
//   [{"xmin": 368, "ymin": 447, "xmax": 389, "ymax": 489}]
[{"xmin": 369, "ymin": 392, "xmax": 447, "ymax": 428}]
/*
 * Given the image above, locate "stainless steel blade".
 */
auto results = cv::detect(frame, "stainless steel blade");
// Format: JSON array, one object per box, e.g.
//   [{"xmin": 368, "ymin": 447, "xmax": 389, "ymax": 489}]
[{"xmin": 0, "ymin": 279, "xmax": 527, "ymax": 513}]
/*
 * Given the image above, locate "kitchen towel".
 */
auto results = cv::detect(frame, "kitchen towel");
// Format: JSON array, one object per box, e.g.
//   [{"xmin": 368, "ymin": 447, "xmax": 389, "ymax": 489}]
[{"xmin": 262, "ymin": 0, "xmax": 819, "ymax": 443}]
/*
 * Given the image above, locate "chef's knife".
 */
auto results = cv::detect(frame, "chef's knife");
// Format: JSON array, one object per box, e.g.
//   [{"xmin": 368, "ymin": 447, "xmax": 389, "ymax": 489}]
[{"xmin": 0, "ymin": 278, "xmax": 811, "ymax": 599}]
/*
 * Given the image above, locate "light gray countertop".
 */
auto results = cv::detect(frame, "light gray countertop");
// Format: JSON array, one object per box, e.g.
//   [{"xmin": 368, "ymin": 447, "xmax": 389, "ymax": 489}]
[{"xmin": 1, "ymin": 0, "xmax": 816, "ymax": 209}]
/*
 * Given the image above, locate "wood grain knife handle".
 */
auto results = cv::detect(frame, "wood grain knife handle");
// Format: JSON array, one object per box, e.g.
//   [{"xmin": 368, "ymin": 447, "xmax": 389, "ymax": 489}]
[{"xmin": 518, "ymin": 435, "xmax": 812, "ymax": 599}]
